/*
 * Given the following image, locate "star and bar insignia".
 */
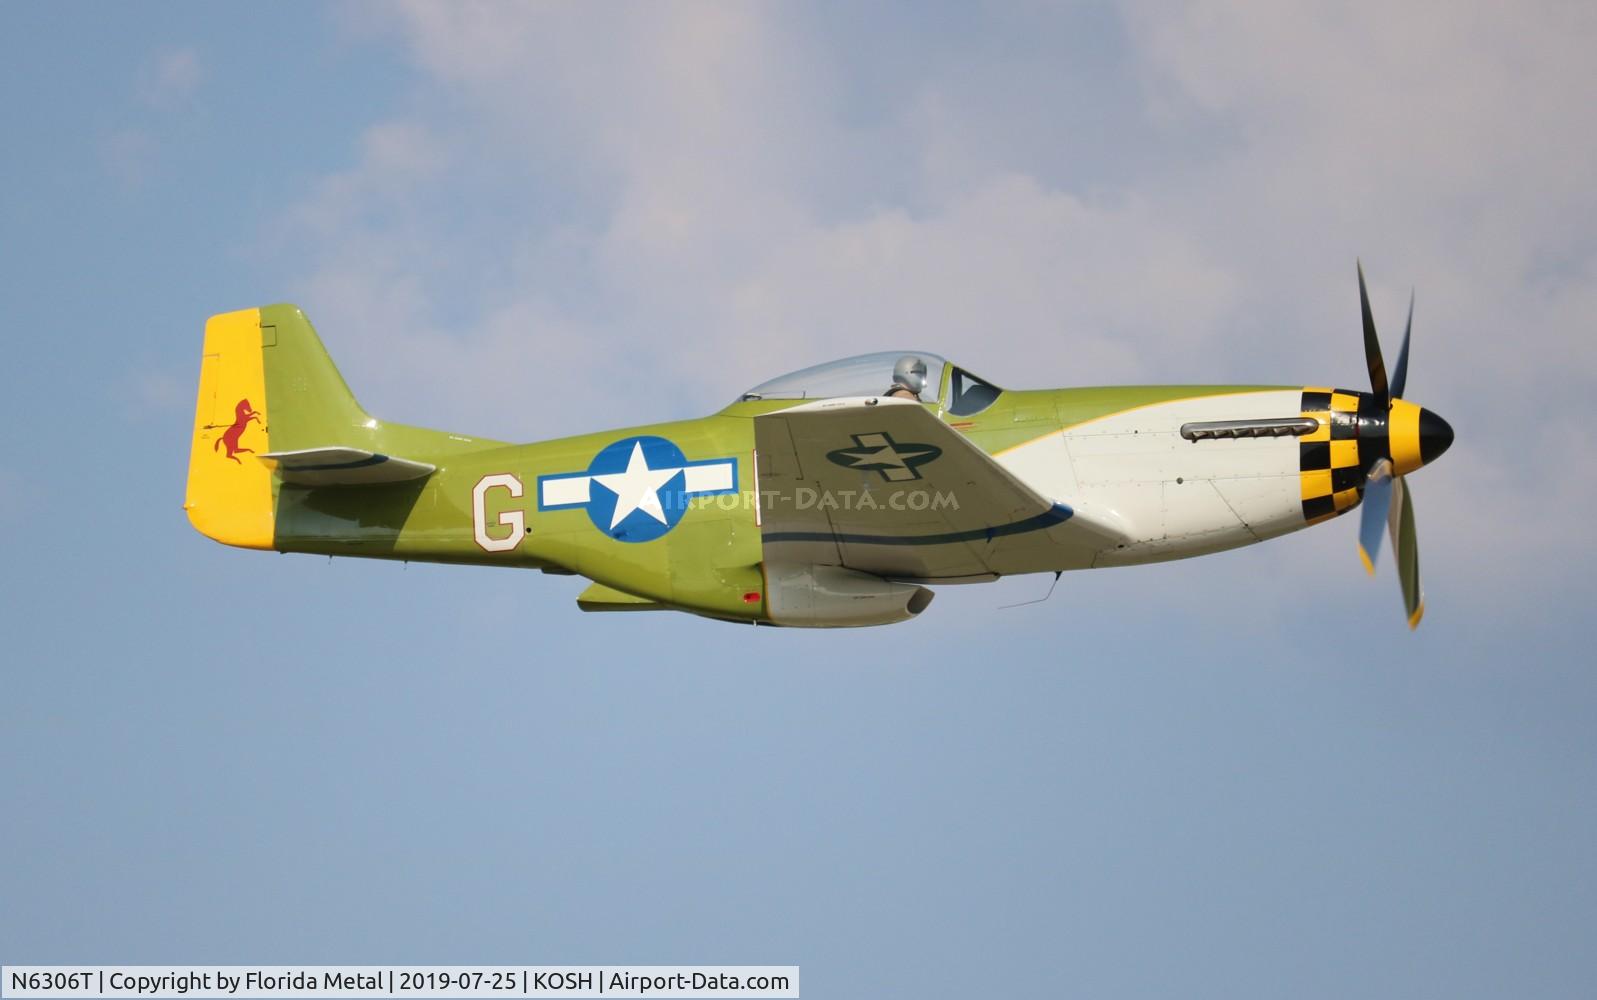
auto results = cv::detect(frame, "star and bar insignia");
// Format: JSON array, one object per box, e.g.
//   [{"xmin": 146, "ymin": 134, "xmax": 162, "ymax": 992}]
[{"xmin": 826, "ymin": 431, "xmax": 943, "ymax": 482}]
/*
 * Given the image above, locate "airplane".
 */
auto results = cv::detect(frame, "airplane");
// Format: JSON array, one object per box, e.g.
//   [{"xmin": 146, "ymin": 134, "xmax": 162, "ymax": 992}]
[{"xmin": 184, "ymin": 265, "xmax": 1452, "ymax": 628}]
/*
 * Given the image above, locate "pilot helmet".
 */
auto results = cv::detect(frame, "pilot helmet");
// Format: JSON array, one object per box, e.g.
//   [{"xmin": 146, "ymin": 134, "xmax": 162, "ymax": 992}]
[{"xmin": 892, "ymin": 355, "xmax": 929, "ymax": 396}]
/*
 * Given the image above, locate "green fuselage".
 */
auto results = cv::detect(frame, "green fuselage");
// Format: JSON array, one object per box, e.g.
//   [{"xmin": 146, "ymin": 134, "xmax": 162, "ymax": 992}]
[{"xmin": 271, "ymin": 385, "xmax": 1271, "ymax": 621}]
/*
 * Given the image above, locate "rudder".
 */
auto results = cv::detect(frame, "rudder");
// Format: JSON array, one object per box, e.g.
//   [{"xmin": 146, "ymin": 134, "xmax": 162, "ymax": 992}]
[{"xmin": 186, "ymin": 308, "xmax": 277, "ymax": 548}]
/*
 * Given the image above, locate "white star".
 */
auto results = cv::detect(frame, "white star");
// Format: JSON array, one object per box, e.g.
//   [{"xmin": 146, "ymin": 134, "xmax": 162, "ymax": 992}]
[
  {"xmin": 591, "ymin": 441, "xmax": 682, "ymax": 530},
  {"xmin": 843, "ymin": 445, "xmax": 907, "ymax": 470}
]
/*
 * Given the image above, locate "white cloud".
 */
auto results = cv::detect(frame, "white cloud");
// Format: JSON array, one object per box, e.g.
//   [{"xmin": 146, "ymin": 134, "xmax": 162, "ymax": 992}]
[
  {"xmin": 138, "ymin": 47, "xmax": 201, "ymax": 110},
  {"xmin": 1121, "ymin": 0, "xmax": 1597, "ymax": 384},
  {"xmin": 103, "ymin": 48, "xmax": 203, "ymax": 187},
  {"xmin": 693, "ymin": 175, "xmax": 1239, "ymax": 391},
  {"xmin": 284, "ymin": 6, "xmax": 1238, "ymax": 422}
]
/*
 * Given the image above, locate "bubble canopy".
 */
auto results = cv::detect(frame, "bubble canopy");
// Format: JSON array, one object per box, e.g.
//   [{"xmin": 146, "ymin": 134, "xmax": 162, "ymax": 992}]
[
  {"xmin": 740, "ymin": 351, "xmax": 1004, "ymax": 417},
  {"xmin": 740, "ymin": 351, "xmax": 951, "ymax": 402}
]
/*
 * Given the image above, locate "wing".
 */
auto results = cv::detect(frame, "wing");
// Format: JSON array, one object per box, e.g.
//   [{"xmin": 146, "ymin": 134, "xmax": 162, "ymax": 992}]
[
  {"xmin": 259, "ymin": 447, "xmax": 435, "ymax": 487},
  {"xmin": 754, "ymin": 397, "xmax": 1109, "ymax": 581}
]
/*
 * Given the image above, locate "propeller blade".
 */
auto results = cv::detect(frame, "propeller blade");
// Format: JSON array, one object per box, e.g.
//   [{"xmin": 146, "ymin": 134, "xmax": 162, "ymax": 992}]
[
  {"xmin": 1358, "ymin": 459, "xmax": 1393, "ymax": 574},
  {"xmin": 1387, "ymin": 476, "xmax": 1425, "ymax": 628},
  {"xmin": 1390, "ymin": 291, "xmax": 1413, "ymax": 401},
  {"xmin": 1358, "ymin": 260, "xmax": 1389, "ymax": 403}
]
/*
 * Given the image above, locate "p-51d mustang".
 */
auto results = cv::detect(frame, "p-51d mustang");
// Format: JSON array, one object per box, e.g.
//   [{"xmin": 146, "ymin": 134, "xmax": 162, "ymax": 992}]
[{"xmin": 185, "ymin": 266, "xmax": 1451, "ymax": 628}]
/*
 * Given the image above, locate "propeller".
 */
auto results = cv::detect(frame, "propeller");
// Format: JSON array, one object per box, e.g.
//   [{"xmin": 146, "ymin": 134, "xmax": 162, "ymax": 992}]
[
  {"xmin": 1353, "ymin": 262, "xmax": 1434, "ymax": 629},
  {"xmin": 1355, "ymin": 457, "xmax": 1424, "ymax": 627},
  {"xmin": 1357, "ymin": 261, "xmax": 1414, "ymax": 406},
  {"xmin": 1390, "ymin": 475, "xmax": 1423, "ymax": 628}
]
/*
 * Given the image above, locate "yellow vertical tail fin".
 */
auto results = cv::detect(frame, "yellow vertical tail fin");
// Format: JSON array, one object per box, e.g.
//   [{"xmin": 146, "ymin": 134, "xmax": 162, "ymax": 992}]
[{"xmin": 185, "ymin": 308, "xmax": 275, "ymax": 549}]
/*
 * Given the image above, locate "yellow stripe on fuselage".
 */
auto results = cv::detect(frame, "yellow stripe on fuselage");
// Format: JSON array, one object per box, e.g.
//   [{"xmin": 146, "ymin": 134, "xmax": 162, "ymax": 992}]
[
  {"xmin": 991, "ymin": 388, "xmax": 1290, "ymax": 459},
  {"xmin": 184, "ymin": 308, "xmax": 275, "ymax": 550}
]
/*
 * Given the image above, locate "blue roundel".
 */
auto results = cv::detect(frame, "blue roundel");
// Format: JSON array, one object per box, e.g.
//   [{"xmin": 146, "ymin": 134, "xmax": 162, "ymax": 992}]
[{"xmin": 537, "ymin": 435, "xmax": 739, "ymax": 544}]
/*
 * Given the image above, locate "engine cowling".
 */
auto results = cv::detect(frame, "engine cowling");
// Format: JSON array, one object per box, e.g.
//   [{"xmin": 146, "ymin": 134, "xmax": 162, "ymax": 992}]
[{"xmin": 764, "ymin": 564, "xmax": 934, "ymax": 628}]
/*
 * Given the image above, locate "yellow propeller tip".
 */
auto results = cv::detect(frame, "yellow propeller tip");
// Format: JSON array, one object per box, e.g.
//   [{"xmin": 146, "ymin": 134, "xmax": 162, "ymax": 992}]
[
  {"xmin": 1408, "ymin": 603, "xmax": 1426, "ymax": 630},
  {"xmin": 1358, "ymin": 546, "xmax": 1375, "ymax": 576}
]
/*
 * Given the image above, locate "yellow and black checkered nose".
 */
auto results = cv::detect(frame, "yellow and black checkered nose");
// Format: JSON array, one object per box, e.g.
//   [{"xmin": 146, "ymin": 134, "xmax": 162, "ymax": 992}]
[{"xmin": 1297, "ymin": 388, "xmax": 1453, "ymax": 523}]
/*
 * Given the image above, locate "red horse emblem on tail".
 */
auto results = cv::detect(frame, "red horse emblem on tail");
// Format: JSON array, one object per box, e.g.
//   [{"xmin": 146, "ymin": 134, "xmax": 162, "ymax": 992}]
[{"xmin": 215, "ymin": 398, "xmax": 262, "ymax": 463}]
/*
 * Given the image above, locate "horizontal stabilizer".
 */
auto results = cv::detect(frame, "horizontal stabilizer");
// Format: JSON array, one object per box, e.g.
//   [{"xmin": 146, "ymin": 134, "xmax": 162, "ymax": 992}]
[{"xmin": 260, "ymin": 447, "xmax": 435, "ymax": 487}]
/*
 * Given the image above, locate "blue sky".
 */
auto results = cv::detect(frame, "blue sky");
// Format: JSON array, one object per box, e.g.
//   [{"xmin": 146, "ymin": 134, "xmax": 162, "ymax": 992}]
[{"xmin": 2, "ymin": 3, "xmax": 1595, "ymax": 996}]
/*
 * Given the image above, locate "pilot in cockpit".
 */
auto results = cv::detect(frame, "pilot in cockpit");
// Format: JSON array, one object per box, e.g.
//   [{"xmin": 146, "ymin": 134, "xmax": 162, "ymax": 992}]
[{"xmin": 885, "ymin": 354, "xmax": 929, "ymax": 401}]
